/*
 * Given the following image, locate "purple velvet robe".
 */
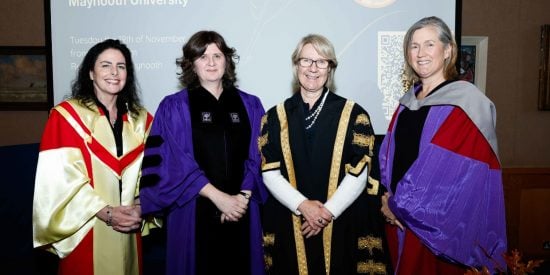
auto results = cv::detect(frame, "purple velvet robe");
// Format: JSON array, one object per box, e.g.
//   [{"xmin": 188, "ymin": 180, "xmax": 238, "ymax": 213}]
[
  {"xmin": 140, "ymin": 88, "xmax": 268, "ymax": 275},
  {"xmin": 379, "ymin": 81, "xmax": 507, "ymax": 273}
]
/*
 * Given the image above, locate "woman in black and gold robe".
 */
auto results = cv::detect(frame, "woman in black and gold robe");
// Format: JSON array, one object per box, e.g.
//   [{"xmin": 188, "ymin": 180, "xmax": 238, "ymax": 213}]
[{"xmin": 259, "ymin": 34, "xmax": 390, "ymax": 275}]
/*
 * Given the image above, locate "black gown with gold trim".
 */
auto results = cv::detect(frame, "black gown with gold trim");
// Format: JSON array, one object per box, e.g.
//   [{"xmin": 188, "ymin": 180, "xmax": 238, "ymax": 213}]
[{"xmin": 260, "ymin": 91, "xmax": 391, "ymax": 275}]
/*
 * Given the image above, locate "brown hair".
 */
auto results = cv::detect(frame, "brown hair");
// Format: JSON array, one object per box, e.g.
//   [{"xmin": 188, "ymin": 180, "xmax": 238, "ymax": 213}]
[
  {"xmin": 176, "ymin": 30, "xmax": 239, "ymax": 89},
  {"xmin": 402, "ymin": 16, "xmax": 458, "ymax": 86}
]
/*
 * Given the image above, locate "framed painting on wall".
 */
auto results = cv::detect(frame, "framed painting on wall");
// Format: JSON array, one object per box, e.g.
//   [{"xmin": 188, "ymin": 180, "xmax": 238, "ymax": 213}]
[
  {"xmin": 0, "ymin": 46, "xmax": 52, "ymax": 110},
  {"xmin": 459, "ymin": 36, "xmax": 488, "ymax": 93}
]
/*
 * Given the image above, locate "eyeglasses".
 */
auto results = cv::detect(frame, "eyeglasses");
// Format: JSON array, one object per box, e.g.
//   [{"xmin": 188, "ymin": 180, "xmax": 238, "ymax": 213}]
[{"xmin": 298, "ymin": 58, "xmax": 331, "ymax": 69}]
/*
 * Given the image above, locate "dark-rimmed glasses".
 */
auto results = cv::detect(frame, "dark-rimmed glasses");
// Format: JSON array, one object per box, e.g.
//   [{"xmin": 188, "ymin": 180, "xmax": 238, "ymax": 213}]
[{"xmin": 298, "ymin": 58, "xmax": 330, "ymax": 69}]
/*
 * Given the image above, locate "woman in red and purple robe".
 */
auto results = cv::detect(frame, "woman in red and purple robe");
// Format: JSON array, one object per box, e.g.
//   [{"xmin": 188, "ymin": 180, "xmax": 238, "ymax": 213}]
[{"xmin": 379, "ymin": 16, "xmax": 507, "ymax": 274}]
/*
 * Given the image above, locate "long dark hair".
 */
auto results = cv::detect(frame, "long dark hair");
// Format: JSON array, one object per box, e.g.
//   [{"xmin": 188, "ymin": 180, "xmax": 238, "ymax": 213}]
[
  {"xmin": 176, "ymin": 30, "xmax": 239, "ymax": 90},
  {"xmin": 71, "ymin": 39, "xmax": 143, "ymax": 116}
]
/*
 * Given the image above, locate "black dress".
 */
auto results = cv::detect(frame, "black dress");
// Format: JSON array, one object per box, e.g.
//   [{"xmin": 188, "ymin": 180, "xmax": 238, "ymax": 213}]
[{"xmin": 189, "ymin": 86, "xmax": 252, "ymax": 275}]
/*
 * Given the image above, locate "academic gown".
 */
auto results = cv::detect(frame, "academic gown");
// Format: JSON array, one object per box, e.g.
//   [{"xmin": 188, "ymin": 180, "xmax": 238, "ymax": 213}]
[
  {"xmin": 379, "ymin": 80, "xmax": 507, "ymax": 274},
  {"xmin": 33, "ymin": 99, "xmax": 153, "ymax": 275},
  {"xmin": 139, "ymin": 87, "xmax": 267, "ymax": 275},
  {"xmin": 260, "ymin": 91, "xmax": 390, "ymax": 275}
]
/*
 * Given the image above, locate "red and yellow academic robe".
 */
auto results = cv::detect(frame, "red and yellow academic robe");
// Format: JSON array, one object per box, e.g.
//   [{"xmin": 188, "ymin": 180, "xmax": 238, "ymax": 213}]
[{"xmin": 33, "ymin": 99, "xmax": 153, "ymax": 275}]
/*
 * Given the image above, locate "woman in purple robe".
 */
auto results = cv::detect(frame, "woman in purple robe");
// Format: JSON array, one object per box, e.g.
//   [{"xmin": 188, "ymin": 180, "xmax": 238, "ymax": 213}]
[
  {"xmin": 139, "ymin": 30, "xmax": 267, "ymax": 275},
  {"xmin": 379, "ymin": 16, "xmax": 507, "ymax": 274}
]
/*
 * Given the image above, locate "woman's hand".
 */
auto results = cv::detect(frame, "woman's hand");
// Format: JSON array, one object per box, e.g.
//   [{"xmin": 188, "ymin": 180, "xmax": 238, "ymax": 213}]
[
  {"xmin": 97, "ymin": 205, "xmax": 142, "ymax": 233},
  {"xmin": 298, "ymin": 200, "xmax": 333, "ymax": 238},
  {"xmin": 381, "ymin": 192, "xmax": 404, "ymax": 231},
  {"xmin": 200, "ymin": 184, "xmax": 249, "ymax": 223}
]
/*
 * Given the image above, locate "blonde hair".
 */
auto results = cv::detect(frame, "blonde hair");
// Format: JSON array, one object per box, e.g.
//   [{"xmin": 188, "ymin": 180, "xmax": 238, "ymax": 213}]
[{"xmin": 291, "ymin": 34, "xmax": 338, "ymax": 92}]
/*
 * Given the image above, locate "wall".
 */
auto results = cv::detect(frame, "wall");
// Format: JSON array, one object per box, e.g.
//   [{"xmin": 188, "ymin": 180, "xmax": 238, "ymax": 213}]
[
  {"xmin": 1, "ymin": 0, "xmax": 550, "ymax": 167},
  {"xmin": 462, "ymin": 0, "xmax": 550, "ymax": 167},
  {"xmin": 461, "ymin": 1, "xmax": 550, "ymax": 264},
  {"xmin": 503, "ymin": 168, "xmax": 550, "ymax": 260},
  {"xmin": 0, "ymin": 0, "xmax": 49, "ymax": 145}
]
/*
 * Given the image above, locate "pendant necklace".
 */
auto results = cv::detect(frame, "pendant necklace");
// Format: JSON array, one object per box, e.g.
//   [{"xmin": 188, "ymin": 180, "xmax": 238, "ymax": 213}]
[{"xmin": 305, "ymin": 91, "xmax": 329, "ymax": 130}]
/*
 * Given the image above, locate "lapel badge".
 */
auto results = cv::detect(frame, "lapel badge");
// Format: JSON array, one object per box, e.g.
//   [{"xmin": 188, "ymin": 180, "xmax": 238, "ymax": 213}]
[
  {"xmin": 230, "ymin": 112, "xmax": 240, "ymax": 123},
  {"xmin": 201, "ymin": 112, "xmax": 212, "ymax": 123}
]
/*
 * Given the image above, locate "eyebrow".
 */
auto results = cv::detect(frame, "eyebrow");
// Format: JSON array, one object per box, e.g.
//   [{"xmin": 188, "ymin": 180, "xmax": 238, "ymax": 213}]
[
  {"xmin": 99, "ymin": 60, "xmax": 126, "ymax": 65},
  {"xmin": 410, "ymin": 39, "xmax": 437, "ymax": 45}
]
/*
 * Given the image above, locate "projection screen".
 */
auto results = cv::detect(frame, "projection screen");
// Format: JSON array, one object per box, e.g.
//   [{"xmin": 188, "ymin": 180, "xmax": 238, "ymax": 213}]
[{"xmin": 48, "ymin": 0, "xmax": 460, "ymax": 134}]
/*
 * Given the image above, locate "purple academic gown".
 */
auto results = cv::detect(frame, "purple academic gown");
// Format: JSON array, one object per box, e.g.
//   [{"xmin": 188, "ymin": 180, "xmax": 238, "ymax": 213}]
[
  {"xmin": 379, "ymin": 81, "xmax": 507, "ymax": 273},
  {"xmin": 140, "ymin": 88, "xmax": 268, "ymax": 275}
]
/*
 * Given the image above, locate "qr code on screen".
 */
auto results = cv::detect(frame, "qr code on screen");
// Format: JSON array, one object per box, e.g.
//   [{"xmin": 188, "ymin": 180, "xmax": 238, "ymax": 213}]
[{"xmin": 378, "ymin": 31, "xmax": 406, "ymax": 120}]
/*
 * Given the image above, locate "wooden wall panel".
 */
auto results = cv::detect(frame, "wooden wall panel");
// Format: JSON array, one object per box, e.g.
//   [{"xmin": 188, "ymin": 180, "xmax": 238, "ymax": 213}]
[{"xmin": 503, "ymin": 168, "xmax": 550, "ymax": 260}]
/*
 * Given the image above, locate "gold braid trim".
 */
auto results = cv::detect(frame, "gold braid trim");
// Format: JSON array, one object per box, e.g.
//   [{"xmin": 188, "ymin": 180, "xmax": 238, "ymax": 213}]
[
  {"xmin": 355, "ymin": 113, "xmax": 371, "ymax": 126},
  {"xmin": 367, "ymin": 176, "xmax": 380, "ymax": 196},
  {"xmin": 263, "ymin": 233, "xmax": 275, "ymax": 247},
  {"xmin": 263, "ymin": 233, "xmax": 275, "ymax": 270},
  {"xmin": 345, "ymin": 155, "xmax": 371, "ymax": 175},
  {"xmin": 264, "ymin": 254, "xmax": 273, "ymax": 270},
  {"xmin": 258, "ymin": 133, "xmax": 269, "ymax": 151},
  {"xmin": 276, "ymin": 104, "xmax": 308, "ymax": 275},
  {"xmin": 352, "ymin": 132, "xmax": 375, "ymax": 156},
  {"xmin": 357, "ymin": 260, "xmax": 387, "ymax": 274},
  {"xmin": 357, "ymin": 235, "xmax": 383, "ymax": 255},
  {"xmin": 323, "ymin": 100, "xmax": 355, "ymax": 275},
  {"xmin": 258, "ymin": 114, "xmax": 268, "ymax": 156},
  {"xmin": 262, "ymin": 161, "xmax": 281, "ymax": 171}
]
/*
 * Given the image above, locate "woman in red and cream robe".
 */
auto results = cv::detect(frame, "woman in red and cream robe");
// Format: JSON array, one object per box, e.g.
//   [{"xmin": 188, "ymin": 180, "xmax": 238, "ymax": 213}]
[{"xmin": 33, "ymin": 39, "xmax": 152, "ymax": 275}]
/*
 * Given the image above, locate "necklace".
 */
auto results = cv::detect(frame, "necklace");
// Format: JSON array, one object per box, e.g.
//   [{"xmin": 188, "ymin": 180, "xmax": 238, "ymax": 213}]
[
  {"xmin": 109, "ymin": 116, "xmax": 117, "ymax": 126},
  {"xmin": 304, "ymin": 91, "xmax": 329, "ymax": 130}
]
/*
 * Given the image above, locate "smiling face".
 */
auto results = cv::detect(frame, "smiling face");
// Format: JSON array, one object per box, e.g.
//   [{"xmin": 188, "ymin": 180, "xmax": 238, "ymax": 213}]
[
  {"xmin": 193, "ymin": 43, "xmax": 226, "ymax": 86},
  {"xmin": 297, "ymin": 43, "xmax": 330, "ymax": 94},
  {"xmin": 89, "ymin": 48, "xmax": 127, "ymax": 98},
  {"xmin": 408, "ymin": 26, "xmax": 451, "ymax": 83}
]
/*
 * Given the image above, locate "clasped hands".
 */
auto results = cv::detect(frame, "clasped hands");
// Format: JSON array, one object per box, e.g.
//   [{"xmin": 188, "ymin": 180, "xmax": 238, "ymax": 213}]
[
  {"xmin": 199, "ymin": 183, "xmax": 251, "ymax": 224},
  {"xmin": 214, "ymin": 191, "xmax": 251, "ymax": 223},
  {"xmin": 298, "ymin": 200, "xmax": 333, "ymax": 238},
  {"xmin": 98, "ymin": 205, "xmax": 142, "ymax": 233}
]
